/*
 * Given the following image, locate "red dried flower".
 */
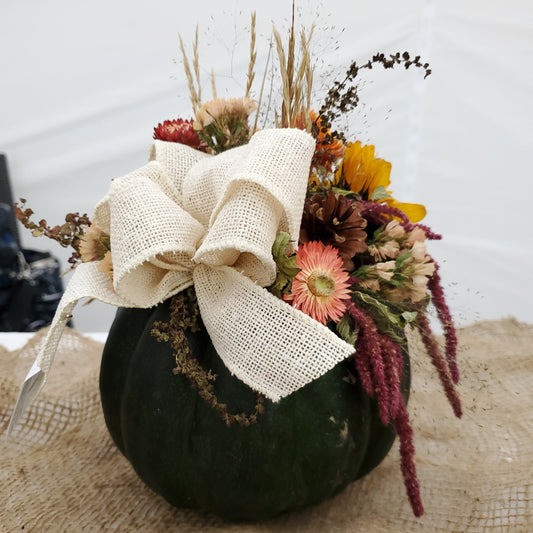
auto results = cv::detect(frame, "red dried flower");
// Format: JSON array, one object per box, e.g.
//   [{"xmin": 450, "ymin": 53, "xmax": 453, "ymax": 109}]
[{"xmin": 153, "ymin": 119, "xmax": 204, "ymax": 149}]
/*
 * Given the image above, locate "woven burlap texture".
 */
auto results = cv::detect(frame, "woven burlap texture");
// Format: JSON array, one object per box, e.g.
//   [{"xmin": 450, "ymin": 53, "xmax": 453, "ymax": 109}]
[
  {"xmin": 11, "ymin": 129, "xmax": 356, "ymax": 429},
  {"xmin": 1, "ymin": 317, "xmax": 531, "ymax": 532}
]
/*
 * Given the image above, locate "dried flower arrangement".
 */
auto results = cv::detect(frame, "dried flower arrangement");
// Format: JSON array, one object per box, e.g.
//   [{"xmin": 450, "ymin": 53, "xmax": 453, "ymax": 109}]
[{"xmin": 11, "ymin": 6, "xmax": 460, "ymax": 520}]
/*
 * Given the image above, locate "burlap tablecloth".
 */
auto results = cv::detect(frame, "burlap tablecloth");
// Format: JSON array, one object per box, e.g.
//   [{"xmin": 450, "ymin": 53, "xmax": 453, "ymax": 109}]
[{"xmin": 1, "ymin": 318, "xmax": 532, "ymax": 532}]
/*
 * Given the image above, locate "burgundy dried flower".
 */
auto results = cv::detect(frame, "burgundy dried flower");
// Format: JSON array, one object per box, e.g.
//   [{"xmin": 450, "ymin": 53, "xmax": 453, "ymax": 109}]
[
  {"xmin": 416, "ymin": 311, "xmax": 462, "ymax": 418},
  {"xmin": 153, "ymin": 118, "xmax": 204, "ymax": 149},
  {"xmin": 427, "ymin": 261, "xmax": 460, "ymax": 383},
  {"xmin": 300, "ymin": 190, "xmax": 367, "ymax": 271},
  {"xmin": 345, "ymin": 299, "xmax": 423, "ymax": 516}
]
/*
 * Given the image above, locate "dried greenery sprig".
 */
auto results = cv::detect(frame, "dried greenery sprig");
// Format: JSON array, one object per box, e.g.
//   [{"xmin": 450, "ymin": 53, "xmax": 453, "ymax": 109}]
[
  {"xmin": 151, "ymin": 288, "xmax": 266, "ymax": 427},
  {"xmin": 14, "ymin": 199, "xmax": 91, "ymax": 265}
]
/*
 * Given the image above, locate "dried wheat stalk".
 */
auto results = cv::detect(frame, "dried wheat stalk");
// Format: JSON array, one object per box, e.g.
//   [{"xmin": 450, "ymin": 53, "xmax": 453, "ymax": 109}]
[
  {"xmin": 179, "ymin": 31, "xmax": 201, "ymax": 113},
  {"xmin": 272, "ymin": 2, "xmax": 314, "ymax": 130},
  {"xmin": 245, "ymin": 12, "xmax": 257, "ymax": 98}
]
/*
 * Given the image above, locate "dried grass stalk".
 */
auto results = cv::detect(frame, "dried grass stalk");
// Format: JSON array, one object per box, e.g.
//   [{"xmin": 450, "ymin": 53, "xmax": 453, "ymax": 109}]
[
  {"xmin": 211, "ymin": 67, "xmax": 217, "ymax": 99},
  {"xmin": 179, "ymin": 32, "xmax": 201, "ymax": 113},
  {"xmin": 245, "ymin": 12, "xmax": 257, "ymax": 98},
  {"xmin": 254, "ymin": 38, "xmax": 273, "ymax": 132},
  {"xmin": 272, "ymin": 26, "xmax": 290, "ymax": 127},
  {"xmin": 301, "ymin": 26, "xmax": 314, "ymax": 131},
  {"xmin": 193, "ymin": 27, "xmax": 202, "ymax": 107},
  {"xmin": 272, "ymin": 4, "xmax": 314, "ymax": 130}
]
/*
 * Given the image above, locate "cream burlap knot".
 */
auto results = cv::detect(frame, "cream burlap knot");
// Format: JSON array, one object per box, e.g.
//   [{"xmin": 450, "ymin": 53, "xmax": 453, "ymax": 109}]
[{"xmin": 8, "ymin": 128, "xmax": 355, "ymax": 434}]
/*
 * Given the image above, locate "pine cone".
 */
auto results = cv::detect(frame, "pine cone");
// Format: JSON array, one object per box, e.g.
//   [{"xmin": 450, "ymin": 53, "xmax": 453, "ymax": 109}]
[{"xmin": 300, "ymin": 190, "xmax": 367, "ymax": 271}]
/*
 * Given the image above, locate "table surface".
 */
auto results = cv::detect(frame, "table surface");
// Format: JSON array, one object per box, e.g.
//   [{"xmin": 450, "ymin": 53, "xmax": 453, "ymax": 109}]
[
  {"xmin": 0, "ymin": 331, "xmax": 108, "ymax": 351},
  {"xmin": 2, "ymin": 319, "xmax": 532, "ymax": 531}
]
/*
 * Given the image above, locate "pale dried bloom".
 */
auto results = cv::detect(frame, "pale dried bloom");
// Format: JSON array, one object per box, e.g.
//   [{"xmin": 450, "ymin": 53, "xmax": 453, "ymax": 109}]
[
  {"xmin": 414, "ymin": 259, "xmax": 436, "ymax": 278},
  {"xmin": 413, "ymin": 274, "xmax": 429, "ymax": 288},
  {"xmin": 382, "ymin": 287, "xmax": 409, "ymax": 303},
  {"xmin": 79, "ymin": 221, "xmax": 110, "ymax": 263},
  {"xmin": 383, "ymin": 282, "xmax": 425, "ymax": 304},
  {"xmin": 194, "ymin": 97, "xmax": 257, "ymax": 128},
  {"xmin": 359, "ymin": 278, "xmax": 381, "ymax": 292},
  {"xmin": 407, "ymin": 226, "xmax": 426, "ymax": 246},
  {"xmin": 408, "ymin": 259, "xmax": 435, "ymax": 302},
  {"xmin": 409, "ymin": 284, "xmax": 428, "ymax": 302},
  {"xmin": 410, "ymin": 275, "xmax": 430, "ymax": 302},
  {"xmin": 385, "ymin": 220, "xmax": 405, "ymax": 239},
  {"xmin": 381, "ymin": 240, "xmax": 400, "ymax": 259},
  {"xmin": 375, "ymin": 261, "xmax": 396, "ymax": 281},
  {"xmin": 368, "ymin": 240, "xmax": 400, "ymax": 260},
  {"xmin": 97, "ymin": 250, "xmax": 114, "ymax": 286},
  {"xmin": 411, "ymin": 241, "xmax": 427, "ymax": 262}
]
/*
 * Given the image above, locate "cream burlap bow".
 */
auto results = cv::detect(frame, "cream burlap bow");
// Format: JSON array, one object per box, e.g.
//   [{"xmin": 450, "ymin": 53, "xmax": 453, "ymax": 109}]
[{"xmin": 8, "ymin": 128, "xmax": 355, "ymax": 435}]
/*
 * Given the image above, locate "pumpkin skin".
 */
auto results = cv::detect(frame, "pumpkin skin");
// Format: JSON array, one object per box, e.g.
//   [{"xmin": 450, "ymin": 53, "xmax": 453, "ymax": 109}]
[{"xmin": 99, "ymin": 299, "xmax": 410, "ymax": 520}]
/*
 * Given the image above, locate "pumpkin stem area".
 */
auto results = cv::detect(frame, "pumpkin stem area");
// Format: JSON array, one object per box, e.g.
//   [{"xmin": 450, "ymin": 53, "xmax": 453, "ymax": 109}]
[{"xmin": 151, "ymin": 288, "xmax": 266, "ymax": 427}]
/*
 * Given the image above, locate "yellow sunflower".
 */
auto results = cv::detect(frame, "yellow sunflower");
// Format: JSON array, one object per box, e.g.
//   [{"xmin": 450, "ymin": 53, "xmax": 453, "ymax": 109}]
[{"xmin": 336, "ymin": 141, "xmax": 426, "ymax": 223}]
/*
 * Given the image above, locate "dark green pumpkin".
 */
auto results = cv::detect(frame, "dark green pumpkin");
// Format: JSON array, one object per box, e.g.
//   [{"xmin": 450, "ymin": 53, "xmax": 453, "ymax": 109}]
[{"xmin": 99, "ymin": 298, "xmax": 410, "ymax": 520}]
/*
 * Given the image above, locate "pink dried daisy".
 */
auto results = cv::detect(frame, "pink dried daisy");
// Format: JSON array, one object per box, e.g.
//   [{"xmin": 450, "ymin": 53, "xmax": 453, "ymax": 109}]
[{"xmin": 285, "ymin": 241, "xmax": 351, "ymax": 325}]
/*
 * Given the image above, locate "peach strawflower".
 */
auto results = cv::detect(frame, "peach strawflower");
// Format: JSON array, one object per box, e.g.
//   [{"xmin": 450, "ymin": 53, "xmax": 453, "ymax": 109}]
[
  {"xmin": 285, "ymin": 241, "xmax": 351, "ymax": 325},
  {"xmin": 194, "ymin": 97, "xmax": 257, "ymax": 129}
]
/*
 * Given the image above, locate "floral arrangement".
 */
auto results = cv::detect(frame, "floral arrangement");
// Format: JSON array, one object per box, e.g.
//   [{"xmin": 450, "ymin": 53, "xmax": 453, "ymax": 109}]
[{"xmin": 13, "ymin": 10, "xmax": 461, "ymax": 519}]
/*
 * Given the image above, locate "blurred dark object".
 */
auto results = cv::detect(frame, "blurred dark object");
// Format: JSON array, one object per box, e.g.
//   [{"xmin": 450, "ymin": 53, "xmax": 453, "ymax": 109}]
[
  {"xmin": 0, "ymin": 154, "xmax": 20, "ymax": 246},
  {"xmin": 0, "ymin": 154, "xmax": 65, "ymax": 332}
]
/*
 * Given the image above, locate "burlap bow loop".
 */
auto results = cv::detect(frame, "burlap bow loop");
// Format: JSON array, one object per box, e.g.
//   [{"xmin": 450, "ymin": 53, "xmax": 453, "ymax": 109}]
[
  {"xmin": 8, "ymin": 128, "xmax": 356, "ymax": 435},
  {"xmin": 94, "ymin": 128, "xmax": 313, "ymax": 305}
]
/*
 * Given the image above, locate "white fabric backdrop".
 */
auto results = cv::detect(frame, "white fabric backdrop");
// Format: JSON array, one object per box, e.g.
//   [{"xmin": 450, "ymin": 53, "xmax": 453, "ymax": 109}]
[{"xmin": 1, "ymin": 0, "xmax": 531, "ymax": 331}]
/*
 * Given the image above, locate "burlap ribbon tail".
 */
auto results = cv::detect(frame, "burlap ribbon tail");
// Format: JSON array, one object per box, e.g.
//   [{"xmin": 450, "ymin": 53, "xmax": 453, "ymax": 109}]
[{"xmin": 8, "ymin": 128, "xmax": 355, "ymax": 435}]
